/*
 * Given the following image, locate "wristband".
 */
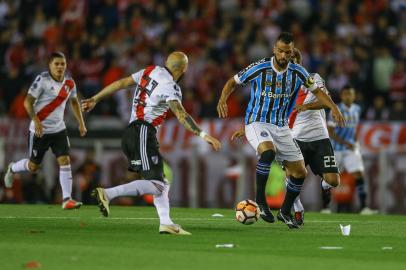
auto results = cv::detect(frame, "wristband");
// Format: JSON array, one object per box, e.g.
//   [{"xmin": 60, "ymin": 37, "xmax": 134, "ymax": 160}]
[{"xmin": 199, "ymin": 131, "xmax": 207, "ymax": 138}]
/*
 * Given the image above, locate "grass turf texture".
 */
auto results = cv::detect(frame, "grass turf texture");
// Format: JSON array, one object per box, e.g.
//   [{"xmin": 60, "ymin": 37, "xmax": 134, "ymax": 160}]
[{"xmin": 0, "ymin": 204, "xmax": 405, "ymax": 270}]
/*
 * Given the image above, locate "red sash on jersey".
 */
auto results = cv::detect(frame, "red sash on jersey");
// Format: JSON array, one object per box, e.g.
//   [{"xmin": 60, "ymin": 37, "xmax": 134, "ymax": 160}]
[
  {"xmin": 288, "ymin": 87, "xmax": 308, "ymax": 129},
  {"xmin": 36, "ymin": 79, "xmax": 75, "ymax": 121},
  {"xmin": 135, "ymin": 65, "xmax": 156, "ymax": 121}
]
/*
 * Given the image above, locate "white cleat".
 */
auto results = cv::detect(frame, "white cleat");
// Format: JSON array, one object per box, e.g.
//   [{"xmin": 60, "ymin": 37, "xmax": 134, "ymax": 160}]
[
  {"xmin": 4, "ymin": 162, "xmax": 14, "ymax": 188},
  {"xmin": 159, "ymin": 224, "xmax": 191, "ymax": 235},
  {"xmin": 320, "ymin": 208, "xmax": 332, "ymax": 214},
  {"xmin": 92, "ymin": 188, "xmax": 110, "ymax": 217},
  {"xmin": 360, "ymin": 207, "xmax": 378, "ymax": 215}
]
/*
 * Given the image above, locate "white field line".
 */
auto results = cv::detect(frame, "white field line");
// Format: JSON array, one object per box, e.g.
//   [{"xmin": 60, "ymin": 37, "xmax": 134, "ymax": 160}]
[{"xmin": 0, "ymin": 216, "xmax": 386, "ymax": 223}]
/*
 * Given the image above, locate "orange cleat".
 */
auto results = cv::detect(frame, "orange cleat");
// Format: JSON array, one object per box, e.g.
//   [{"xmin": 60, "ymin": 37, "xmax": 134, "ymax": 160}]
[{"xmin": 62, "ymin": 199, "xmax": 83, "ymax": 210}]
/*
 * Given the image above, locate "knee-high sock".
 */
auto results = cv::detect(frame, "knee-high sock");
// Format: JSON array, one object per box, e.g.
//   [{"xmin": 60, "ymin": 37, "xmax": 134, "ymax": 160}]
[
  {"xmin": 255, "ymin": 150, "xmax": 275, "ymax": 206},
  {"xmin": 285, "ymin": 177, "xmax": 304, "ymax": 212},
  {"xmin": 104, "ymin": 180, "xmax": 163, "ymax": 201},
  {"xmin": 153, "ymin": 183, "xmax": 174, "ymax": 225},
  {"xmin": 281, "ymin": 176, "xmax": 304, "ymax": 214},
  {"xmin": 11, "ymin": 159, "xmax": 30, "ymax": 173},
  {"xmin": 60, "ymin": 165, "xmax": 73, "ymax": 200},
  {"xmin": 355, "ymin": 177, "xmax": 367, "ymax": 209}
]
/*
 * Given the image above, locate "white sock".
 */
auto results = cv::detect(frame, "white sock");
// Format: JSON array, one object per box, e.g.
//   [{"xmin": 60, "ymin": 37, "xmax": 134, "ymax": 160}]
[
  {"xmin": 293, "ymin": 195, "xmax": 304, "ymax": 212},
  {"xmin": 60, "ymin": 165, "xmax": 73, "ymax": 200},
  {"xmin": 321, "ymin": 179, "xmax": 334, "ymax": 190},
  {"xmin": 154, "ymin": 183, "xmax": 174, "ymax": 225},
  {"xmin": 104, "ymin": 180, "xmax": 163, "ymax": 201},
  {"xmin": 11, "ymin": 159, "xmax": 29, "ymax": 173}
]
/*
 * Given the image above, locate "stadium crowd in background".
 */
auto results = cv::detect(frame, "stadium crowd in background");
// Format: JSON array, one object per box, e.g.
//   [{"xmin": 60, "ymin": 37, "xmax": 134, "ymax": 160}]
[{"xmin": 1, "ymin": 0, "xmax": 406, "ymax": 121}]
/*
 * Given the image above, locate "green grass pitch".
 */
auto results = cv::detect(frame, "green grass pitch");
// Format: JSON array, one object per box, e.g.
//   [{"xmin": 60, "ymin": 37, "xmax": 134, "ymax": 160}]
[{"xmin": 0, "ymin": 204, "xmax": 405, "ymax": 270}]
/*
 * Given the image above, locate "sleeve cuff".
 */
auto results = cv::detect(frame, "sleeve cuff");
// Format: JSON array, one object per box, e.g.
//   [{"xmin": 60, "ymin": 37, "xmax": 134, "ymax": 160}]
[{"xmin": 233, "ymin": 74, "xmax": 242, "ymax": 85}]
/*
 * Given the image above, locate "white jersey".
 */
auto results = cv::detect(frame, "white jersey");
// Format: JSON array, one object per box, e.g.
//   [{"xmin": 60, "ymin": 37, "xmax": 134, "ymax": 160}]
[
  {"xmin": 28, "ymin": 71, "xmax": 77, "ymax": 134},
  {"xmin": 289, "ymin": 73, "xmax": 329, "ymax": 142},
  {"xmin": 129, "ymin": 65, "xmax": 182, "ymax": 128}
]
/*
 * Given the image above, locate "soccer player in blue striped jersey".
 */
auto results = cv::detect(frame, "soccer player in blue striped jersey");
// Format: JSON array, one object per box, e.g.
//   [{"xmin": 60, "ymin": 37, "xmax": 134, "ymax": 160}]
[
  {"xmin": 217, "ymin": 32, "xmax": 345, "ymax": 228},
  {"xmin": 327, "ymin": 86, "xmax": 377, "ymax": 214}
]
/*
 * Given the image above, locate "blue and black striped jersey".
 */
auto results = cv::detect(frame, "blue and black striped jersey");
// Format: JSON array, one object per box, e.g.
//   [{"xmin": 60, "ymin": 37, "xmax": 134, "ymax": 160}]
[
  {"xmin": 234, "ymin": 57, "xmax": 317, "ymax": 127},
  {"xmin": 328, "ymin": 103, "xmax": 361, "ymax": 151}
]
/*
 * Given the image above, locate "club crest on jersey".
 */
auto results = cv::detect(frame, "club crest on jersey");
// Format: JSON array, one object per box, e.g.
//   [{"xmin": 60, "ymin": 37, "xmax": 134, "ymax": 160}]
[
  {"xmin": 260, "ymin": 131, "xmax": 269, "ymax": 137},
  {"xmin": 151, "ymin": 156, "xmax": 159, "ymax": 164}
]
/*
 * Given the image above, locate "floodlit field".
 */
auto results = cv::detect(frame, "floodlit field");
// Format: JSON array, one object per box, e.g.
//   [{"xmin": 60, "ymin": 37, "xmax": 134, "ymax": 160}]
[{"xmin": 0, "ymin": 204, "xmax": 405, "ymax": 270}]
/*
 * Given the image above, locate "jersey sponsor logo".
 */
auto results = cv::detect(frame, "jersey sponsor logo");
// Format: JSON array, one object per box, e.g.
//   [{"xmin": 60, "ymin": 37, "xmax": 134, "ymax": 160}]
[{"xmin": 261, "ymin": 90, "xmax": 293, "ymax": 99}]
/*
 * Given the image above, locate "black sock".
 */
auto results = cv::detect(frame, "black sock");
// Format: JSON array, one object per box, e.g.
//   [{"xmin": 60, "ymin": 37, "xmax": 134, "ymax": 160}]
[
  {"xmin": 281, "ymin": 176, "xmax": 304, "ymax": 214},
  {"xmin": 355, "ymin": 177, "xmax": 367, "ymax": 209},
  {"xmin": 255, "ymin": 150, "xmax": 275, "ymax": 206}
]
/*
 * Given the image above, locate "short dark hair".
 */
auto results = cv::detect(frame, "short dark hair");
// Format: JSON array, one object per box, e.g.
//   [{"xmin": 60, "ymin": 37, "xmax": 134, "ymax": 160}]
[
  {"xmin": 341, "ymin": 85, "xmax": 354, "ymax": 92},
  {"xmin": 48, "ymin": 51, "xmax": 66, "ymax": 63},
  {"xmin": 276, "ymin": 32, "xmax": 294, "ymax": 44}
]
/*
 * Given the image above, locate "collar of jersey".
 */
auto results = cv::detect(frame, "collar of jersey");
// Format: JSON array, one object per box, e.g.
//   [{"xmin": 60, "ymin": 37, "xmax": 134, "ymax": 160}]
[
  {"xmin": 270, "ymin": 56, "xmax": 290, "ymax": 75},
  {"xmin": 163, "ymin": 66, "xmax": 174, "ymax": 79}
]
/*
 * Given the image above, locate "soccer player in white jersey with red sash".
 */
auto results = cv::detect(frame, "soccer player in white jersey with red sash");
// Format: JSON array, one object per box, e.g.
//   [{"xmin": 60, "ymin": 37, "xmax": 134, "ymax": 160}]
[
  {"xmin": 3, "ymin": 52, "xmax": 87, "ymax": 209},
  {"xmin": 82, "ymin": 51, "xmax": 221, "ymax": 235}
]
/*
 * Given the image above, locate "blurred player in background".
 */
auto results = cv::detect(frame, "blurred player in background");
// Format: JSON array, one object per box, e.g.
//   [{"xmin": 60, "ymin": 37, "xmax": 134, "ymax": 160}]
[
  {"xmin": 217, "ymin": 32, "xmax": 344, "ymax": 229},
  {"xmin": 3, "ymin": 52, "xmax": 87, "ymax": 209},
  {"xmin": 231, "ymin": 48, "xmax": 340, "ymax": 226},
  {"xmin": 327, "ymin": 86, "xmax": 377, "ymax": 215},
  {"xmin": 82, "ymin": 51, "xmax": 221, "ymax": 235}
]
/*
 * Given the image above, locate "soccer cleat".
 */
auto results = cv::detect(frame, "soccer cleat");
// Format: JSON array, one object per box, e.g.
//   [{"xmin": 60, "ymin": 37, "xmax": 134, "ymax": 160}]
[
  {"xmin": 159, "ymin": 224, "xmax": 191, "ymax": 235},
  {"xmin": 277, "ymin": 210, "xmax": 300, "ymax": 229},
  {"xmin": 258, "ymin": 204, "xmax": 275, "ymax": 223},
  {"xmin": 62, "ymin": 199, "xmax": 83, "ymax": 210},
  {"xmin": 91, "ymin": 188, "xmax": 110, "ymax": 217},
  {"xmin": 320, "ymin": 208, "xmax": 332, "ymax": 214},
  {"xmin": 360, "ymin": 207, "xmax": 378, "ymax": 215},
  {"xmin": 4, "ymin": 162, "xmax": 14, "ymax": 188},
  {"xmin": 294, "ymin": 211, "xmax": 304, "ymax": 226}
]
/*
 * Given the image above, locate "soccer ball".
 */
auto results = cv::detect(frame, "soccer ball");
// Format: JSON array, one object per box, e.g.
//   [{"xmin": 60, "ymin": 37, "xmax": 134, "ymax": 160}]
[{"xmin": 235, "ymin": 199, "xmax": 260, "ymax": 225}]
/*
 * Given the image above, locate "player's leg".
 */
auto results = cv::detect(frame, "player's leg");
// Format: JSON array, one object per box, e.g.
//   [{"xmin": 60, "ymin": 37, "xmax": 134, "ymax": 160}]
[
  {"xmin": 284, "ymin": 167, "xmax": 304, "ymax": 226},
  {"xmin": 4, "ymin": 132, "xmax": 44, "ymax": 188},
  {"xmin": 52, "ymin": 130, "xmax": 82, "ymax": 209},
  {"xmin": 245, "ymin": 123, "xmax": 276, "ymax": 223},
  {"xmin": 342, "ymin": 150, "xmax": 376, "ymax": 214},
  {"xmin": 273, "ymin": 127, "xmax": 306, "ymax": 228}
]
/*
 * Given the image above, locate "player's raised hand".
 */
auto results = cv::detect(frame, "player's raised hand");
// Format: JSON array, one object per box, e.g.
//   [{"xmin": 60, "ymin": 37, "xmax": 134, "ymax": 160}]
[
  {"xmin": 81, "ymin": 98, "xmax": 97, "ymax": 112},
  {"xmin": 79, "ymin": 124, "xmax": 87, "ymax": 137},
  {"xmin": 231, "ymin": 127, "xmax": 245, "ymax": 141},
  {"xmin": 332, "ymin": 107, "xmax": 345, "ymax": 127},
  {"xmin": 217, "ymin": 98, "xmax": 228, "ymax": 118},
  {"xmin": 203, "ymin": 134, "xmax": 222, "ymax": 151}
]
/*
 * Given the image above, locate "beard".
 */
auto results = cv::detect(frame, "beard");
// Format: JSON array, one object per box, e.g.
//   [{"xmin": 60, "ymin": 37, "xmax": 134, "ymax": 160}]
[{"xmin": 275, "ymin": 57, "xmax": 289, "ymax": 69}]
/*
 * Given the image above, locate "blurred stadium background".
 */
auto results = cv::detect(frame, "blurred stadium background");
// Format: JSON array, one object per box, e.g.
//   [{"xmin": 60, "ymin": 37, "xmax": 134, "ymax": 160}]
[{"xmin": 1, "ymin": 0, "xmax": 406, "ymax": 214}]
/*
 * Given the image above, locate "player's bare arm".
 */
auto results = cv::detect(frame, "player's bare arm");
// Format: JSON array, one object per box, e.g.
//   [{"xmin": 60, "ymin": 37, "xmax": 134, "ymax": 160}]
[
  {"xmin": 312, "ymin": 88, "xmax": 345, "ymax": 127},
  {"xmin": 70, "ymin": 97, "xmax": 87, "ymax": 137},
  {"xmin": 81, "ymin": 76, "xmax": 135, "ymax": 112},
  {"xmin": 168, "ymin": 100, "xmax": 221, "ymax": 151},
  {"xmin": 217, "ymin": 77, "xmax": 238, "ymax": 118},
  {"xmin": 295, "ymin": 100, "xmax": 328, "ymax": 112},
  {"xmin": 327, "ymin": 125, "xmax": 354, "ymax": 150},
  {"xmin": 24, "ymin": 94, "xmax": 43, "ymax": 137}
]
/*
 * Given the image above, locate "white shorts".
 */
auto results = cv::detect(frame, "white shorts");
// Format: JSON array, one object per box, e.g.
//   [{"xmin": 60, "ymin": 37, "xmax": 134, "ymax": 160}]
[
  {"xmin": 245, "ymin": 122, "xmax": 303, "ymax": 162},
  {"xmin": 334, "ymin": 149, "xmax": 364, "ymax": 173}
]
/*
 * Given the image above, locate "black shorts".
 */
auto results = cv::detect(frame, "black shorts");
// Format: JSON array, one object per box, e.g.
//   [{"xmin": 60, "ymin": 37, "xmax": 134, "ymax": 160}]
[
  {"xmin": 121, "ymin": 120, "xmax": 164, "ymax": 181},
  {"xmin": 29, "ymin": 129, "xmax": 70, "ymax": 164},
  {"xmin": 295, "ymin": 138, "xmax": 339, "ymax": 177}
]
